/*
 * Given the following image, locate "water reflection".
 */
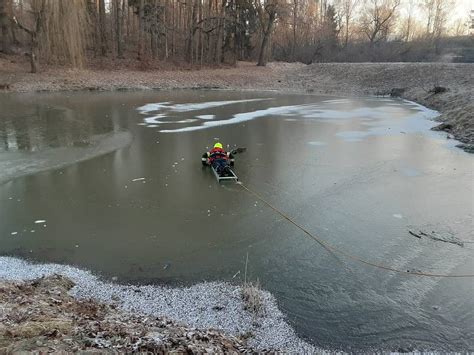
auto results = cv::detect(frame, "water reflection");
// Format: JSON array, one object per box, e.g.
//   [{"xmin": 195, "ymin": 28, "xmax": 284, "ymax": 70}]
[{"xmin": 0, "ymin": 95, "xmax": 117, "ymax": 153}]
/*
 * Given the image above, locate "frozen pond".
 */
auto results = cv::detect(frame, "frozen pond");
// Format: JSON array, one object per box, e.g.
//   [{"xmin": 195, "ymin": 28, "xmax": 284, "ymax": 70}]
[{"xmin": 0, "ymin": 90, "xmax": 473, "ymax": 351}]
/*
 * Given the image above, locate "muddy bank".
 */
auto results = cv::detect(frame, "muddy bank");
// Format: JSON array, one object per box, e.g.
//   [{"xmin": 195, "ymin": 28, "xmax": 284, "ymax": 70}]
[
  {"xmin": 0, "ymin": 257, "xmax": 317, "ymax": 352},
  {"xmin": 1, "ymin": 57, "xmax": 472, "ymax": 151},
  {"xmin": 0, "ymin": 131, "xmax": 132, "ymax": 185}
]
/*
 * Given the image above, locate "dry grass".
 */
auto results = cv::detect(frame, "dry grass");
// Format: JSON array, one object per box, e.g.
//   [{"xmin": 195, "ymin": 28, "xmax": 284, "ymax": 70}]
[
  {"xmin": 241, "ymin": 281, "xmax": 264, "ymax": 316},
  {"xmin": 0, "ymin": 275, "xmax": 252, "ymax": 352},
  {"xmin": 241, "ymin": 253, "xmax": 264, "ymax": 316}
]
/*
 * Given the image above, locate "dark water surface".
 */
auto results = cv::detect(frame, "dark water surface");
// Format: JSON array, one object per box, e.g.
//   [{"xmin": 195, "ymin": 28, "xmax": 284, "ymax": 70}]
[{"xmin": 1, "ymin": 91, "xmax": 473, "ymax": 351}]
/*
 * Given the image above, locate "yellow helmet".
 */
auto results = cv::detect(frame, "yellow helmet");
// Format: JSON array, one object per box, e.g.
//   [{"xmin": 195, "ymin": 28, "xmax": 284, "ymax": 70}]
[{"xmin": 214, "ymin": 142, "xmax": 223, "ymax": 149}]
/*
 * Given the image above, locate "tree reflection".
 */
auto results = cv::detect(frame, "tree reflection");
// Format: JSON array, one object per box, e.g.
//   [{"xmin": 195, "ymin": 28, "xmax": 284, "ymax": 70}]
[{"xmin": 0, "ymin": 100, "xmax": 115, "ymax": 153}]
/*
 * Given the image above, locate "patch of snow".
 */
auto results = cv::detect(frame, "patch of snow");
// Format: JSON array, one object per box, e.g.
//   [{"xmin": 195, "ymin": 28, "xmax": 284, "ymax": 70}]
[
  {"xmin": 0, "ymin": 256, "xmax": 317, "ymax": 352},
  {"xmin": 197, "ymin": 114, "xmax": 215, "ymax": 120},
  {"xmin": 307, "ymin": 141, "xmax": 326, "ymax": 146}
]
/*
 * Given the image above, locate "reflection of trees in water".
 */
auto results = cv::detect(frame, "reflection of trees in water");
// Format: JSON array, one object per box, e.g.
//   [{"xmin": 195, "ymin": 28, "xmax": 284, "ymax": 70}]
[{"xmin": 0, "ymin": 101, "xmax": 115, "ymax": 153}]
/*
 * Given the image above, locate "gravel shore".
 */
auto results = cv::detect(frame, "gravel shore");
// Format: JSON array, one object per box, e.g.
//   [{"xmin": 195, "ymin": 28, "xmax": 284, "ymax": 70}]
[{"xmin": 0, "ymin": 256, "xmax": 317, "ymax": 352}]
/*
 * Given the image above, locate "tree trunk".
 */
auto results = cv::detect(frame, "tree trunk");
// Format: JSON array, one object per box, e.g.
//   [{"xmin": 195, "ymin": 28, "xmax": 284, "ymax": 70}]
[
  {"xmin": 185, "ymin": 0, "xmax": 193, "ymax": 62},
  {"xmin": 198, "ymin": 0, "xmax": 203, "ymax": 66},
  {"xmin": 214, "ymin": 0, "xmax": 225, "ymax": 64},
  {"xmin": 30, "ymin": 32, "xmax": 39, "ymax": 73},
  {"xmin": 14, "ymin": 0, "xmax": 44, "ymax": 73},
  {"xmin": 292, "ymin": 0, "xmax": 297, "ymax": 61},
  {"xmin": 99, "ymin": 0, "xmax": 107, "ymax": 56},
  {"xmin": 138, "ymin": 0, "xmax": 145, "ymax": 60},
  {"xmin": 257, "ymin": 12, "xmax": 275, "ymax": 67},
  {"xmin": 163, "ymin": 0, "xmax": 168, "ymax": 60},
  {"xmin": 116, "ymin": 0, "xmax": 124, "ymax": 57},
  {"xmin": 0, "ymin": 0, "xmax": 12, "ymax": 54},
  {"xmin": 344, "ymin": 14, "xmax": 349, "ymax": 47},
  {"xmin": 151, "ymin": 0, "xmax": 158, "ymax": 59}
]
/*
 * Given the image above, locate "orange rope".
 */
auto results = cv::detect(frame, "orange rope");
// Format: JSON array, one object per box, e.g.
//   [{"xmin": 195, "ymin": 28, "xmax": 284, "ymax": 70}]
[{"xmin": 236, "ymin": 182, "xmax": 474, "ymax": 278}]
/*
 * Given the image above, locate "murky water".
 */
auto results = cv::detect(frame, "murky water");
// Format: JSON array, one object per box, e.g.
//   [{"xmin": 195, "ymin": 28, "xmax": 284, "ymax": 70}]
[{"xmin": 1, "ymin": 90, "xmax": 473, "ymax": 351}]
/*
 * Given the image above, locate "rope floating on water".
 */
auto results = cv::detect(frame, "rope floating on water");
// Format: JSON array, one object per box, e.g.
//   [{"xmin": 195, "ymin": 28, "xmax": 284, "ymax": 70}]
[{"xmin": 236, "ymin": 181, "xmax": 474, "ymax": 279}]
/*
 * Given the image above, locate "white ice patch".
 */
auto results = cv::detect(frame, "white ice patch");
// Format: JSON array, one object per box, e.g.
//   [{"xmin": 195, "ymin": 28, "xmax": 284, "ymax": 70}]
[
  {"xmin": 145, "ymin": 117, "xmax": 198, "ymax": 125},
  {"xmin": 137, "ymin": 102, "xmax": 173, "ymax": 113},
  {"xmin": 138, "ymin": 99, "xmax": 271, "ymax": 114},
  {"xmin": 144, "ymin": 114, "xmax": 167, "ymax": 124},
  {"xmin": 321, "ymin": 99, "xmax": 352, "ymax": 104},
  {"xmin": 197, "ymin": 114, "xmax": 215, "ymax": 120},
  {"xmin": 307, "ymin": 141, "xmax": 326, "ymax": 146},
  {"xmin": 162, "ymin": 99, "xmax": 272, "ymax": 112},
  {"xmin": 393, "ymin": 214, "xmax": 403, "ymax": 219},
  {"xmin": 137, "ymin": 99, "xmax": 272, "ymax": 130},
  {"xmin": 160, "ymin": 105, "xmax": 303, "ymax": 133},
  {"xmin": 34, "ymin": 220, "xmax": 46, "ymax": 224},
  {"xmin": 132, "ymin": 178, "xmax": 146, "ymax": 182}
]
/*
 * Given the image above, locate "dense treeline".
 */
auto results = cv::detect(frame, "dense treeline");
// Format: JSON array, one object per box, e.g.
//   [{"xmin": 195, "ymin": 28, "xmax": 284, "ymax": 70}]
[{"xmin": 0, "ymin": 0, "xmax": 472, "ymax": 72}]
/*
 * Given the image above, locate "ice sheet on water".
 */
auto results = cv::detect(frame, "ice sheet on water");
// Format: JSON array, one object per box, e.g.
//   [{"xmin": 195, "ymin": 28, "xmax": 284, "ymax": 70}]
[
  {"xmin": 144, "ymin": 115, "xmax": 197, "ymax": 125},
  {"xmin": 307, "ymin": 141, "xmax": 326, "ymax": 146},
  {"xmin": 138, "ymin": 96, "xmax": 447, "ymax": 150},
  {"xmin": 170, "ymin": 99, "xmax": 271, "ymax": 112},
  {"xmin": 138, "ymin": 99, "xmax": 271, "ymax": 114},
  {"xmin": 137, "ymin": 102, "xmax": 172, "ymax": 113},
  {"xmin": 197, "ymin": 114, "xmax": 215, "ymax": 120},
  {"xmin": 137, "ymin": 99, "xmax": 272, "ymax": 129},
  {"xmin": 144, "ymin": 114, "xmax": 167, "ymax": 124},
  {"xmin": 160, "ymin": 105, "xmax": 303, "ymax": 133}
]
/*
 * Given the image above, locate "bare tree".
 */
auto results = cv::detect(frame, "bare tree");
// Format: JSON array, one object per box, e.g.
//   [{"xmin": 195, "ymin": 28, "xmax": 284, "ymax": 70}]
[
  {"xmin": 98, "ymin": 0, "xmax": 107, "ymax": 56},
  {"xmin": 291, "ymin": 0, "xmax": 297, "ymax": 60},
  {"xmin": 13, "ymin": 0, "xmax": 46, "ymax": 72},
  {"xmin": 0, "ymin": 0, "xmax": 13, "ymax": 53},
  {"xmin": 255, "ymin": 0, "xmax": 283, "ymax": 66},
  {"xmin": 3, "ymin": 0, "xmax": 472, "ymax": 69},
  {"xmin": 400, "ymin": 0, "xmax": 415, "ymax": 41},
  {"xmin": 334, "ymin": 0, "xmax": 359, "ymax": 47},
  {"xmin": 137, "ymin": 0, "xmax": 144, "ymax": 59},
  {"xmin": 360, "ymin": 0, "xmax": 401, "ymax": 44},
  {"xmin": 115, "ymin": 0, "xmax": 124, "ymax": 58}
]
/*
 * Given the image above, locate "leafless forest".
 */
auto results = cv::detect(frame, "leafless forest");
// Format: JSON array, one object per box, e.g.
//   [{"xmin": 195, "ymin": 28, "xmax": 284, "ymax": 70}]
[{"xmin": 0, "ymin": 0, "xmax": 472, "ymax": 72}]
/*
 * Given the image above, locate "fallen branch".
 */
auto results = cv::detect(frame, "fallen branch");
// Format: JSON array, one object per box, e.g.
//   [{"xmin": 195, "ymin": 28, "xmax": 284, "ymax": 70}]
[
  {"xmin": 408, "ymin": 230, "xmax": 464, "ymax": 247},
  {"xmin": 409, "ymin": 230, "xmax": 422, "ymax": 239}
]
